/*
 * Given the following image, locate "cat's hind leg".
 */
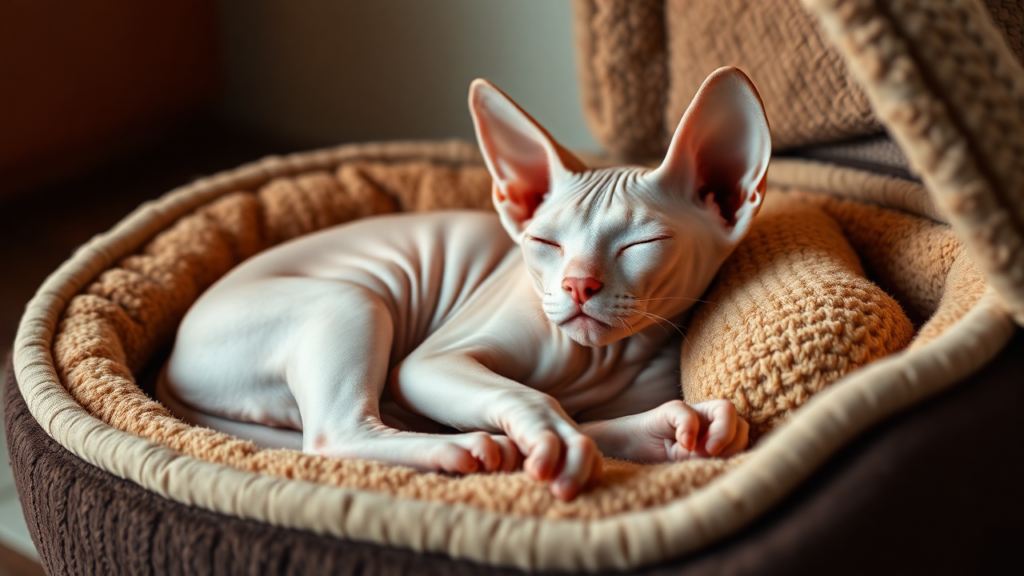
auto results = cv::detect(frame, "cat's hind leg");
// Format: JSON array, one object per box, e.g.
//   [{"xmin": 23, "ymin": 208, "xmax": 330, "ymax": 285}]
[
  {"xmin": 291, "ymin": 280, "xmax": 520, "ymax": 473},
  {"xmin": 155, "ymin": 369, "xmax": 304, "ymax": 450}
]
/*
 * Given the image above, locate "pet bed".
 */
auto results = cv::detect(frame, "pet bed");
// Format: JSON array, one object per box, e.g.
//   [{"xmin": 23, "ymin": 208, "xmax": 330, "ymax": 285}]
[{"xmin": 7, "ymin": 0, "xmax": 1024, "ymax": 573}]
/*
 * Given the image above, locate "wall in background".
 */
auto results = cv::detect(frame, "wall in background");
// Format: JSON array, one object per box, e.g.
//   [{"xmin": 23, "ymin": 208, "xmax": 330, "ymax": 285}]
[
  {"xmin": 216, "ymin": 0, "xmax": 600, "ymax": 152},
  {"xmin": 0, "ymin": 1, "xmax": 220, "ymax": 197}
]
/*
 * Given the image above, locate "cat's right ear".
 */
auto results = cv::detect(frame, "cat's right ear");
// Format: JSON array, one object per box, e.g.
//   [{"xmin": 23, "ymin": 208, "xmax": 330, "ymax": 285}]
[{"xmin": 469, "ymin": 79, "xmax": 587, "ymax": 241}]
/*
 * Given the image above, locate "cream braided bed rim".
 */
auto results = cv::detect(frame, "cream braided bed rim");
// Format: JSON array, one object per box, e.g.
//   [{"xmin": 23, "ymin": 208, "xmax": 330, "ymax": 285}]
[{"xmin": 12, "ymin": 141, "xmax": 1015, "ymax": 572}]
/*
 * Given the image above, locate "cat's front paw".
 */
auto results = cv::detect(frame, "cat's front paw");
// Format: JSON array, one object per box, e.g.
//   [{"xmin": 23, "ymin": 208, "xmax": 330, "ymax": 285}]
[
  {"xmin": 521, "ymin": 429, "xmax": 603, "ymax": 501},
  {"xmin": 497, "ymin": 394, "xmax": 603, "ymax": 501},
  {"xmin": 588, "ymin": 399, "xmax": 750, "ymax": 462},
  {"xmin": 665, "ymin": 399, "xmax": 749, "ymax": 460}
]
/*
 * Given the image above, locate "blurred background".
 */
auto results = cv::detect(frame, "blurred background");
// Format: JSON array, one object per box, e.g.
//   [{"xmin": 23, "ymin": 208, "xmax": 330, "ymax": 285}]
[{"xmin": 0, "ymin": 2, "xmax": 592, "ymax": 573}]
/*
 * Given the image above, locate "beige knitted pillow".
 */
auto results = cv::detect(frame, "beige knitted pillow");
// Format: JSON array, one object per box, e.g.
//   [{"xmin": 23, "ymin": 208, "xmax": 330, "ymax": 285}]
[{"xmin": 681, "ymin": 192, "xmax": 915, "ymax": 438}]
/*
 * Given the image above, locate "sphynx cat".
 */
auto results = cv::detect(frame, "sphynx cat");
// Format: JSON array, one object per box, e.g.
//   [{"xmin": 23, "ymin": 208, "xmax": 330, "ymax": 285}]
[{"xmin": 161, "ymin": 67, "xmax": 771, "ymax": 500}]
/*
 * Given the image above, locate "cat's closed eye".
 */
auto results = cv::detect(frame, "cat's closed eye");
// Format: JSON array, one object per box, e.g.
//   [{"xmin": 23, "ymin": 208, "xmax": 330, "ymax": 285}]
[
  {"xmin": 528, "ymin": 236, "xmax": 561, "ymax": 250},
  {"xmin": 617, "ymin": 236, "xmax": 672, "ymax": 257}
]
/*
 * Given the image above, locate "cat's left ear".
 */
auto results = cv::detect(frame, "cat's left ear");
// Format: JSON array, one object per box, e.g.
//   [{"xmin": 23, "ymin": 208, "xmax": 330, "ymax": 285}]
[
  {"xmin": 469, "ymin": 79, "xmax": 587, "ymax": 241},
  {"xmin": 650, "ymin": 67, "xmax": 771, "ymax": 243}
]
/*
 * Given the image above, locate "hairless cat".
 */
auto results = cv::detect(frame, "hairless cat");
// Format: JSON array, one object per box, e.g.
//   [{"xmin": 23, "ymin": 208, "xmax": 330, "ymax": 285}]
[{"xmin": 160, "ymin": 67, "xmax": 771, "ymax": 500}]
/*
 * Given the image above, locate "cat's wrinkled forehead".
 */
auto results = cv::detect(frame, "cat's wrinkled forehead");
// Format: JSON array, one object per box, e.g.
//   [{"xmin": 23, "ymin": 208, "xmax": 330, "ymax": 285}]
[{"xmin": 530, "ymin": 167, "xmax": 668, "ymax": 235}]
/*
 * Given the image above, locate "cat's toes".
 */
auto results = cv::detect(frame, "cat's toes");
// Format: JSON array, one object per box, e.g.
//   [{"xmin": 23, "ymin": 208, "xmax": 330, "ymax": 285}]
[
  {"xmin": 654, "ymin": 399, "xmax": 700, "ymax": 452},
  {"xmin": 455, "ymin": 432, "xmax": 503, "ymax": 472},
  {"xmin": 524, "ymin": 431, "xmax": 561, "ymax": 481},
  {"xmin": 430, "ymin": 442, "xmax": 481, "ymax": 474},
  {"xmin": 492, "ymin": 435, "xmax": 523, "ymax": 472},
  {"xmin": 521, "ymin": 429, "xmax": 601, "ymax": 499},
  {"xmin": 438, "ymin": 432, "xmax": 517, "ymax": 474},
  {"xmin": 700, "ymin": 399, "xmax": 744, "ymax": 456},
  {"xmin": 551, "ymin": 435, "xmax": 602, "ymax": 501},
  {"xmin": 714, "ymin": 415, "xmax": 750, "ymax": 458}
]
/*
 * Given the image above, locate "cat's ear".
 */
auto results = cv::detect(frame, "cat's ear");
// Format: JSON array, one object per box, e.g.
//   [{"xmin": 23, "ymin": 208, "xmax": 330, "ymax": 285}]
[
  {"xmin": 469, "ymin": 79, "xmax": 587, "ymax": 240},
  {"xmin": 650, "ymin": 67, "xmax": 771, "ymax": 243}
]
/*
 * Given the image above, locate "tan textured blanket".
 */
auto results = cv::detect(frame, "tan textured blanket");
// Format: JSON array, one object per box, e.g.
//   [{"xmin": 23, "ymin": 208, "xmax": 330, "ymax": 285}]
[{"xmin": 51, "ymin": 150, "xmax": 983, "ymax": 519}]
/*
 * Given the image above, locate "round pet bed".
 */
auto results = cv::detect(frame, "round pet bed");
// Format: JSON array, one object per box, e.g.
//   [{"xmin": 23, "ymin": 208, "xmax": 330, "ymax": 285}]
[{"xmin": 9, "ymin": 139, "xmax": 1016, "ymax": 572}]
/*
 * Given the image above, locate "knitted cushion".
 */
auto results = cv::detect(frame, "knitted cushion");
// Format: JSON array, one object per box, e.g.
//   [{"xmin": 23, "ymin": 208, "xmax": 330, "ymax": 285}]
[{"xmin": 682, "ymin": 194, "xmax": 915, "ymax": 438}]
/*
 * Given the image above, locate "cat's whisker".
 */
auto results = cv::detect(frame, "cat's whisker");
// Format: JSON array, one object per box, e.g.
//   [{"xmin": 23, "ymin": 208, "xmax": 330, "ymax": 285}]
[
  {"xmin": 640, "ymin": 309, "xmax": 686, "ymax": 332},
  {"xmin": 529, "ymin": 309, "xmax": 549, "ymax": 322},
  {"xmin": 627, "ymin": 309, "xmax": 672, "ymax": 337},
  {"xmin": 614, "ymin": 316, "xmax": 630, "ymax": 333},
  {"xmin": 639, "ymin": 309, "xmax": 696, "ymax": 350},
  {"xmin": 632, "ymin": 296, "xmax": 718, "ymax": 306},
  {"xmin": 629, "ymin": 308, "xmax": 689, "ymax": 342}
]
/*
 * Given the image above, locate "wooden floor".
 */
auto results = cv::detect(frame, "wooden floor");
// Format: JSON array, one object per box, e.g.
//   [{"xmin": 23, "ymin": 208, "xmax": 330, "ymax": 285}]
[{"xmin": 0, "ymin": 125, "xmax": 284, "ymax": 573}]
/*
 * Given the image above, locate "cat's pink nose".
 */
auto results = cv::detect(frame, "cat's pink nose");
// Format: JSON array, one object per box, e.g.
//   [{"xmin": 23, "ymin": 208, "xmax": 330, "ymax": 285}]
[{"xmin": 562, "ymin": 277, "xmax": 603, "ymax": 306}]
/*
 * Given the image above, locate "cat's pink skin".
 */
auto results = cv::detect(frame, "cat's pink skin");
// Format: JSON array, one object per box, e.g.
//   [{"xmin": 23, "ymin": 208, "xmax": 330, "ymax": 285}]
[{"xmin": 163, "ymin": 67, "xmax": 770, "ymax": 500}]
